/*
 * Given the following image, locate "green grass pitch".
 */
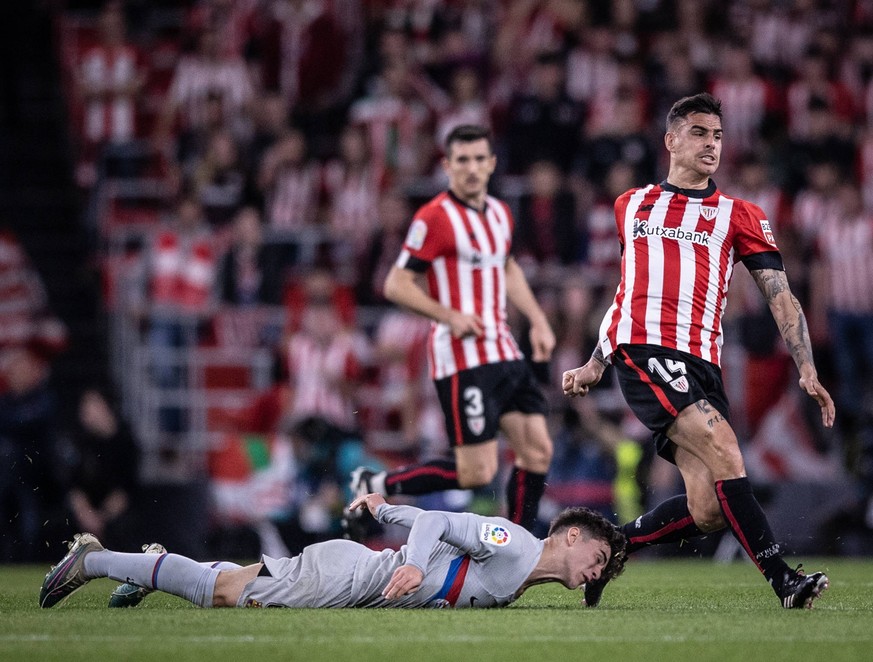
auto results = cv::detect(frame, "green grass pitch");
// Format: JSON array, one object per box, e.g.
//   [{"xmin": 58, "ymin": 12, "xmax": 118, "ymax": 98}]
[{"xmin": 2, "ymin": 558, "xmax": 871, "ymax": 661}]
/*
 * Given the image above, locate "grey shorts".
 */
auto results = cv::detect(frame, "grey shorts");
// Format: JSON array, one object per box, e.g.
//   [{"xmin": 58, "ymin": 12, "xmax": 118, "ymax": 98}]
[{"xmin": 237, "ymin": 539, "xmax": 362, "ymax": 608}]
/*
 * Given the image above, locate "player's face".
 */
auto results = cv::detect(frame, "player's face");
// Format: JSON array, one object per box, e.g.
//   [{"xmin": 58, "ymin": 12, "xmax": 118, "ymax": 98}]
[
  {"xmin": 666, "ymin": 112, "xmax": 723, "ymax": 177},
  {"xmin": 565, "ymin": 535, "xmax": 611, "ymax": 590},
  {"xmin": 443, "ymin": 138, "xmax": 496, "ymax": 204}
]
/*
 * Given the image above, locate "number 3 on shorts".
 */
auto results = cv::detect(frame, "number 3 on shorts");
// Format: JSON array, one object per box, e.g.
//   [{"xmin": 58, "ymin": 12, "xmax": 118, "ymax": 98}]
[{"xmin": 464, "ymin": 386, "xmax": 484, "ymax": 416}]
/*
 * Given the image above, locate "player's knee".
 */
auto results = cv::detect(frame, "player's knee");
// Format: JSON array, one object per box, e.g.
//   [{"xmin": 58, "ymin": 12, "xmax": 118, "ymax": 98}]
[
  {"xmin": 456, "ymin": 461, "xmax": 497, "ymax": 488},
  {"xmin": 513, "ymin": 432, "xmax": 553, "ymax": 473},
  {"xmin": 687, "ymin": 498, "xmax": 726, "ymax": 532},
  {"xmin": 516, "ymin": 444, "xmax": 551, "ymax": 474}
]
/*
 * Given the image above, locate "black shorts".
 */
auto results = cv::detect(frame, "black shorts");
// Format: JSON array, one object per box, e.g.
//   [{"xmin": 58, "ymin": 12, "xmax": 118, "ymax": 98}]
[
  {"xmin": 612, "ymin": 344, "xmax": 731, "ymax": 463},
  {"xmin": 434, "ymin": 360, "xmax": 547, "ymax": 447}
]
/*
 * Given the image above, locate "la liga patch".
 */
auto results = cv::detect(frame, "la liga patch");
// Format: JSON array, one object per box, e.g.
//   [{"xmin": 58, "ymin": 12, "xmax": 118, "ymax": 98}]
[
  {"xmin": 480, "ymin": 522, "xmax": 511, "ymax": 547},
  {"xmin": 406, "ymin": 219, "xmax": 428, "ymax": 250},
  {"xmin": 759, "ymin": 219, "xmax": 776, "ymax": 245}
]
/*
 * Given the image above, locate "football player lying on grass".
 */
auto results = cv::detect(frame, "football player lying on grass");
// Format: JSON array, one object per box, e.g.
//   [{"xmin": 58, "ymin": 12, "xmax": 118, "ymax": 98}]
[{"xmin": 40, "ymin": 494, "xmax": 625, "ymax": 610}]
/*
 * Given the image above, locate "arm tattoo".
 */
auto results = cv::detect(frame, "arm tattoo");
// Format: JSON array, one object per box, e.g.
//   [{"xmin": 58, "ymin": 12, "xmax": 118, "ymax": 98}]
[
  {"xmin": 694, "ymin": 400, "xmax": 713, "ymax": 414},
  {"xmin": 592, "ymin": 345, "xmax": 609, "ymax": 368},
  {"xmin": 750, "ymin": 268, "xmax": 815, "ymax": 369},
  {"xmin": 750, "ymin": 268, "xmax": 788, "ymax": 302}
]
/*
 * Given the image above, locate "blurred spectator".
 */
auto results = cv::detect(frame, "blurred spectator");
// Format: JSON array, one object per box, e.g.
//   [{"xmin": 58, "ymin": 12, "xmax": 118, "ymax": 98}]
[
  {"xmin": 368, "ymin": 309, "xmax": 443, "ymax": 457},
  {"xmin": 434, "ymin": 65, "xmax": 491, "ymax": 152},
  {"xmin": 583, "ymin": 160, "xmax": 635, "ymax": 289},
  {"xmin": 184, "ymin": 0, "xmax": 261, "ymax": 61},
  {"xmin": 134, "ymin": 195, "xmax": 217, "ymax": 439},
  {"xmin": 61, "ymin": 389, "xmax": 139, "ymax": 549},
  {"xmin": 155, "ymin": 27, "xmax": 255, "ymax": 154},
  {"xmin": 786, "ymin": 47, "xmax": 854, "ymax": 141},
  {"xmin": 258, "ymin": 127, "xmax": 321, "ymax": 236},
  {"xmin": 189, "ymin": 129, "xmax": 249, "ymax": 227},
  {"xmin": 74, "ymin": 0, "xmax": 144, "ymax": 185},
  {"xmin": 259, "ymin": 0, "xmax": 362, "ymax": 116},
  {"xmin": 738, "ymin": 0, "xmax": 814, "ymax": 78},
  {"xmin": 514, "ymin": 159, "xmax": 580, "ymax": 268},
  {"xmin": 649, "ymin": 42, "xmax": 707, "ymax": 125},
  {"xmin": 840, "ymin": 27, "xmax": 873, "ymax": 111},
  {"xmin": 710, "ymin": 41, "xmax": 780, "ymax": 163},
  {"xmin": 789, "ymin": 159, "xmax": 843, "ymax": 249},
  {"xmin": 782, "ymin": 99, "xmax": 856, "ymax": 195},
  {"xmin": 349, "ymin": 57, "xmax": 433, "ymax": 185},
  {"xmin": 811, "ymin": 182, "xmax": 873, "ymax": 524},
  {"xmin": 321, "ymin": 125, "xmax": 381, "ymax": 260},
  {"xmin": 357, "ymin": 189, "xmax": 412, "ymax": 306},
  {"xmin": 501, "ymin": 51, "xmax": 583, "ymax": 174},
  {"xmin": 728, "ymin": 152, "xmax": 791, "ymax": 233},
  {"xmin": 566, "ymin": 25, "xmax": 619, "ymax": 107},
  {"xmin": 283, "ymin": 270, "xmax": 372, "ymax": 435},
  {"xmin": 247, "ymin": 91, "xmax": 290, "ymax": 174},
  {"xmin": 580, "ymin": 86, "xmax": 656, "ymax": 188},
  {"xmin": 217, "ymin": 206, "xmax": 284, "ymax": 306},
  {"xmin": 0, "ymin": 230, "xmax": 67, "ymax": 562}
]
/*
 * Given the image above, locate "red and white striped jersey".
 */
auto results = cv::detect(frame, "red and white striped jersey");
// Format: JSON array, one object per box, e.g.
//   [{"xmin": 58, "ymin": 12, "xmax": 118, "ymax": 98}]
[
  {"xmin": 286, "ymin": 329, "xmax": 371, "ymax": 431},
  {"xmin": 395, "ymin": 191, "xmax": 524, "ymax": 379},
  {"xmin": 599, "ymin": 181, "xmax": 779, "ymax": 367},
  {"xmin": 79, "ymin": 43, "xmax": 141, "ymax": 144}
]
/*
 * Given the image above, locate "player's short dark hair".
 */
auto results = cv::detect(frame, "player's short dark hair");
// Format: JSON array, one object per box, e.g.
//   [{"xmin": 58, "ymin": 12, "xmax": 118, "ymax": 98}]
[
  {"xmin": 444, "ymin": 124, "xmax": 493, "ymax": 156},
  {"xmin": 666, "ymin": 93, "xmax": 723, "ymax": 132},
  {"xmin": 548, "ymin": 506, "xmax": 627, "ymax": 583}
]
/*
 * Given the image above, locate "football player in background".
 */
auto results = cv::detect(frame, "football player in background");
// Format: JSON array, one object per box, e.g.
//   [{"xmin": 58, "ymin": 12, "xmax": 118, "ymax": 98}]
[{"xmin": 350, "ymin": 124, "xmax": 555, "ymax": 531}]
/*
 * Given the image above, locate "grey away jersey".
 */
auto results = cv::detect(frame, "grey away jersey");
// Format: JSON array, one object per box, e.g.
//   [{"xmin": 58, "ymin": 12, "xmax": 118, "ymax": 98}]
[{"xmin": 237, "ymin": 504, "xmax": 544, "ymax": 609}]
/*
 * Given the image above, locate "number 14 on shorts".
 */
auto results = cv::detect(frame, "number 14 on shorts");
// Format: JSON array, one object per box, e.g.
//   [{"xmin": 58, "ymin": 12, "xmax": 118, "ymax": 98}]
[{"xmin": 648, "ymin": 357, "xmax": 689, "ymax": 393}]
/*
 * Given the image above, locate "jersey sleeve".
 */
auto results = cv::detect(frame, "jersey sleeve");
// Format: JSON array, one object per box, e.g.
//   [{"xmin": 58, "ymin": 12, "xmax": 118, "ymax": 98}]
[
  {"xmin": 375, "ymin": 503, "xmax": 425, "ymax": 529},
  {"xmin": 395, "ymin": 203, "xmax": 452, "ymax": 272},
  {"xmin": 402, "ymin": 511, "xmax": 492, "ymax": 574},
  {"xmin": 612, "ymin": 189, "xmax": 636, "ymax": 250},
  {"xmin": 732, "ymin": 200, "xmax": 781, "ymax": 258}
]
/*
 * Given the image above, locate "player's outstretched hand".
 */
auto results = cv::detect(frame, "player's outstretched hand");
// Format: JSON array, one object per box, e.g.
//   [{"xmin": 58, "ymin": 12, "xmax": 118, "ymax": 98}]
[
  {"xmin": 348, "ymin": 493, "xmax": 386, "ymax": 517},
  {"xmin": 383, "ymin": 564, "xmax": 423, "ymax": 600},
  {"xmin": 798, "ymin": 372, "xmax": 836, "ymax": 428}
]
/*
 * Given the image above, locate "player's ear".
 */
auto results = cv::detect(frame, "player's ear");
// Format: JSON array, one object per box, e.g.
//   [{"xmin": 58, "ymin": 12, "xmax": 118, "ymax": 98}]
[
  {"xmin": 566, "ymin": 526, "xmax": 580, "ymax": 546},
  {"xmin": 665, "ymin": 131, "xmax": 675, "ymax": 152}
]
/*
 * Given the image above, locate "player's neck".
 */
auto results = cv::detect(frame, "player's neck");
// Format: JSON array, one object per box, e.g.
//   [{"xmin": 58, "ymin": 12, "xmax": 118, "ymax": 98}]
[
  {"xmin": 521, "ymin": 538, "xmax": 566, "ymax": 589},
  {"xmin": 665, "ymin": 165, "xmax": 711, "ymax": 191},
  {"xmin": 449, "ymin": 187, "xmax": 487, "ymax": 212}
]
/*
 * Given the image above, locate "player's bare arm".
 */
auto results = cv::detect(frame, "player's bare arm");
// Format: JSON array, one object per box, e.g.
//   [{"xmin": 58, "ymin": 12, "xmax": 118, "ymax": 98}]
[
  {"xmin": 562, "ymin": 346, "xmax": 608, "ymax": 397},
  {"xmin": 504, "ymin": 257, "xmax": 555, "ymax": 361},
  {"xmin": 751, "ymin": 267, "xmax": 835, "ymax": 427},
  {"xmin": 384, "ymin": 264, "xmax": 483, "ymax": 338}
]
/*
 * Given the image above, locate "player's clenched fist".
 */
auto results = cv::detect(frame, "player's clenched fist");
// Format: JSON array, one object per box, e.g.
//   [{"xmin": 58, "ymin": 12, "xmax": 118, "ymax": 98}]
[{"xmin": 562, "ymin": 360, "xmax": 604, "ymax": 397}]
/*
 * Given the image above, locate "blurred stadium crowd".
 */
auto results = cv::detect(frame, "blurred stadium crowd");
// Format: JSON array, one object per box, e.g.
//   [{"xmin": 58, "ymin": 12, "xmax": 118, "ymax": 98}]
[{"xmin": 3, "ymin": 0, "xmax": 873, "ymax": 561}]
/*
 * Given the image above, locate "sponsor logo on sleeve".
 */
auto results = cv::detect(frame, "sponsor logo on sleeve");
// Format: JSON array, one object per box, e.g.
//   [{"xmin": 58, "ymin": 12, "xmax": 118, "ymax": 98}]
[
  {"xmin": 760, "ymin": 219, "xmax": 776, "ymax": 245},
  {"xmin": 406, "ymin": 219, "xmax": 428, "ymax": 250},
  {"xmin": 480, "ymin": 523, "xmax": 511, "ymax": 547}
]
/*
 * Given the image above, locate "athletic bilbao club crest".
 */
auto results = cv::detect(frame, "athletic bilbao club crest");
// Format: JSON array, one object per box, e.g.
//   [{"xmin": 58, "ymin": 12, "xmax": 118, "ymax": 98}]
[
  {"xmin": 468, "ymin": 415, "xmax": 485, "ymax": 435},
  {"xmin": 759, "ymin": 219, "xmax": 776, "ymax": 245},
  {"xmin": 669, "ymin": 376, "xmax": 689, "ymax": 393},
  {"xmin": 700, "ymin": 206, "xmax": 719, "ymax": 221}
]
